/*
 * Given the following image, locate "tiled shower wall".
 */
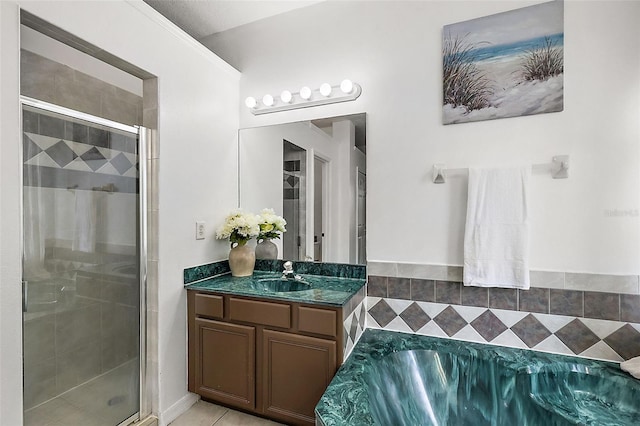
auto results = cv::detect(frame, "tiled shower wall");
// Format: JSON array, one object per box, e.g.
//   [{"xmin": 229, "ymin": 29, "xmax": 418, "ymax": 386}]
[
  {"xmin": 366, "ymin": 262, "xmax": 640, "ymax": 363},
  {"xmin": 21, "ymin": 49, "xmax": 142, "ymax": 126}
]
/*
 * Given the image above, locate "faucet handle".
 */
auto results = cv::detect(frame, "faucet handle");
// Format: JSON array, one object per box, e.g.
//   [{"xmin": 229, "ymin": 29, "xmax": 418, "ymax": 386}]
[{"xmin": 283, "ymin": 261, "xmax": 293, "ymax": 272}]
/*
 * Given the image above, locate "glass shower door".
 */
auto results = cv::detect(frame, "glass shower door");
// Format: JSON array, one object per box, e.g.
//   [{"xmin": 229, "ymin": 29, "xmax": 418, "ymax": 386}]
[
  {"xmin": 21, "ymin": 98, "xmax": 142, "ymax": 426},
  {"xmin": 283, "ymin": 140, "xmax": 307, "ymax": 261}
]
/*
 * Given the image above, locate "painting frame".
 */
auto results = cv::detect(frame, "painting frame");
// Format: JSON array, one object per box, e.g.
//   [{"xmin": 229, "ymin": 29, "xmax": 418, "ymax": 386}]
[{"xmin": 442, "ymin": 0, "xmax": 564, "ymax": 125}]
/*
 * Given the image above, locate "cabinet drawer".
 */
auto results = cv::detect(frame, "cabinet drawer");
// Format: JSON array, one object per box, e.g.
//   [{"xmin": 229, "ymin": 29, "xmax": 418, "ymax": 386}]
[
  {"xmin": 194, "ymin": 293, "xmax": 224, "ymax": 319},
  {"xmin": 229, "ymin": 298, "xmax": 290, "ymax": 328},
  {"xmin": 298, "ymin": 306, "xmax": 337, "ymax": 337}
]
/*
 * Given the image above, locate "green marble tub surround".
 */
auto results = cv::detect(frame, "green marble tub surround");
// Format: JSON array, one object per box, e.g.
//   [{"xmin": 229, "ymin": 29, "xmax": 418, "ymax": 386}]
[
  {"xmin": 184, "ymin": 270, "xmax": 365, "ymax": 307},
  {"xmin": 316, "ymin": 329, "xmax": 640, "ymax": 426}
]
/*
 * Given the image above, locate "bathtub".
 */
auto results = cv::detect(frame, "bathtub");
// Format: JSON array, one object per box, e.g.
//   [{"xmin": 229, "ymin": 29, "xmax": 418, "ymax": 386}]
[{"xmin": 315, "ymin": 329, "xmax": 640, "ymax": 425}]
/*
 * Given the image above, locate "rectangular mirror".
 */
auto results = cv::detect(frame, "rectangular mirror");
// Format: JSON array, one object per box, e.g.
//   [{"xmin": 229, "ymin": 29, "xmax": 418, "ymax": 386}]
[{"xmin": 239, "ymin": 113, "xmax": 366, "ymax": 265}]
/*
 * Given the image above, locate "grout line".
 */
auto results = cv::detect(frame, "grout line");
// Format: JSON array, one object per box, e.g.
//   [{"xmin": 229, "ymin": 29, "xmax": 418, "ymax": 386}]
[{"xmin": 209, "ymin": 405, "xmax": 229, "ymax": 426}]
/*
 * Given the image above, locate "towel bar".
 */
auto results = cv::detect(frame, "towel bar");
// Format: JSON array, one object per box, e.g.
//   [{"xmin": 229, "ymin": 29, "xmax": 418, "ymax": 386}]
[{"xmin": 432, "ymin": 155, "xmax": 570, "ymax": 184}]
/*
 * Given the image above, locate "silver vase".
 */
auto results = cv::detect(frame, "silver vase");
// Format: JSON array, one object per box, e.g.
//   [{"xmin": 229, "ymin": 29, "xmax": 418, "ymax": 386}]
[{"xmin": 255, "ymin": 239, "xmax": 278, "ymax": 260}]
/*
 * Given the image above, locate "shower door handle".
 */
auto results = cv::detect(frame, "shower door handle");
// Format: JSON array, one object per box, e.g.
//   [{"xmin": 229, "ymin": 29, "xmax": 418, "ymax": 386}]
[{"xmin": 22, "ymin": 280, "xmax": 28, "ymax": 312}]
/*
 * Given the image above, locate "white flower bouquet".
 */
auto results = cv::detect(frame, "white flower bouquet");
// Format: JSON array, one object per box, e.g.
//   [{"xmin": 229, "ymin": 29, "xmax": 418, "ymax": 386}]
[
  {"xmin": 257, "ymin": 208, "xmax": 287, "ymax": 241},
  {"xmin": 215, "ymin": 209, "xmax": 260, "ymax": 246}
]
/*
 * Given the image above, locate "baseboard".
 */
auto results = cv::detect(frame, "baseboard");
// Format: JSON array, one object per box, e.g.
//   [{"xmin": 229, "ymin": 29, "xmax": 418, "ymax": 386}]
[{"xmin": 158, "ymin": 392, "xmax": 199, "ymax": 426}]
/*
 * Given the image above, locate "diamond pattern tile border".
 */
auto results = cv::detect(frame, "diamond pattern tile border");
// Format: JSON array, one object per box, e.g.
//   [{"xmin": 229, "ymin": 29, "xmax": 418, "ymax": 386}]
[
  {"xmin": 511, "ymin": 314, "xmax": 552, "ymax": 348},
  {"xmin": 470, "ymin": 310, "xmax": 508, "ymax": 342},
  {"xmin": 604, "ymin": 324, "xmax": 640, "ymax": 360},
  {"xmin": 24, "ymin": 132, "xmax": 138, "ymax": 179},
  {"xmin": 433, "ymin": 306, "xmax": 467, "ymax": 337},
  {"xmin": 369, "ymin": 299, "xmax": 397, "ymax": 328},
  {"xmin": 400, "ymin": 302, "xmax": 430, "ymax": 332},
  {"xmin": 555, "ymin": 319, "xmax": 600, "ymax": 354},
  {"xmin": 367, "ymin": 298, "xmax": 640, "ymax": 362}
]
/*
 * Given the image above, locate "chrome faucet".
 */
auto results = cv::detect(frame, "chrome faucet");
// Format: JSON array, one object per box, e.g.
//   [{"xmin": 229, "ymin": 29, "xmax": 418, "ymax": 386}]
[
  {"xmin": 282, "ymin": 261, "xmax": 295, "ymax": 279},
  {"xmin": 282, "ymin": 261, "xmax": 304, "ymax": 281}
]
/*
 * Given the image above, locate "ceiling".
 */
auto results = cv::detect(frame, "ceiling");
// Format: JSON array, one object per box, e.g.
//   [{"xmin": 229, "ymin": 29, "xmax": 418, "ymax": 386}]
[
  {"xmin": 143, "ymin": 0, "xmax": 324, "ymax": 40},
  {"xmin": 143, "ymin": 1, "xmax": 366, "ymax": 150}
]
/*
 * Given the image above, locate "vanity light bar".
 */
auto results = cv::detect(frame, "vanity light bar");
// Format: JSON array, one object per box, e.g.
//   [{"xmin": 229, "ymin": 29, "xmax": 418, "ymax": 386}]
[{"xmin": 245, "ymin": 79, "xmax": 362, "ymax": 115}]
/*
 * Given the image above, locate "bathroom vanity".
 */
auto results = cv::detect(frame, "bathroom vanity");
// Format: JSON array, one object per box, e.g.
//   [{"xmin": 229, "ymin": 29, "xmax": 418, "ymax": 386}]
[{"xmin": 185, "ymin": 264, "xmax": 365, "ymax": 425}]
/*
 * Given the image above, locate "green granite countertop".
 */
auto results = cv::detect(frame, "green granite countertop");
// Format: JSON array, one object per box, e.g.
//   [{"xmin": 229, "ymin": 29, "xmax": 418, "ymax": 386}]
[
  {"xmin": 316, "ymin": 329, "xmax": 640, "ymax": 425},
  {"xmin": 185, "ymin": 270, "xmax": 365, "ymax": 307}
]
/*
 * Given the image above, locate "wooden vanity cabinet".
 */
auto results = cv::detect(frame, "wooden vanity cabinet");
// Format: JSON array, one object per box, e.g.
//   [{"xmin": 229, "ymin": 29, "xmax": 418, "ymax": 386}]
[
  {"xmin": 188, "ymin": 291, "xmax": 343, "ymax": 425},
  {"xmin": 262, "ymin": 330, "xmax": 337, "ymax": 424}
]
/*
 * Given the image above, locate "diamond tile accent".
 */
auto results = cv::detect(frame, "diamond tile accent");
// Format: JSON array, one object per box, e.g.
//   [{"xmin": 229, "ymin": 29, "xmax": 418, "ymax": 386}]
[
  {"xmin": 80, "ymin": 147, "xmax": 108, "ymax": 171},
  {"xmin": 555, "ymin": 319, "xmax": 600, "ymax": 354},
  {"xmin": 349, "ymin": 314, "xmax": 359, "ymax": 342},
  {"xmin": 24, "ymin": 135, "xmax": 42, "ymax": 161},
  {"xmin": 368, "ymin": 299, "xmax": 397, "ymax": 328},
  {"xmin": 285, "ymin": 175, "xmax": 298, "ymax": 188},
  {"xmin": 433, "ymin": 306, "xmax": 467, "ymax": 337},
  {"xmin": 470, "ymin": 310, "xmax": 507, "ymax": 342},
  {"xmin": 399, "ymin": 302, "xmax": 431, "ymax": 332},
  {"xmin": 46, "ymin": 140, "xmax": 77, "ymax": 167},
  {"xmin": 603, "ymin": 324, "xmax": 640, "ymax": 360},
  {"xmin": 511, "ymin": 314, "xmax": 552, "ymax": 348},
  {"xmin": 358, "ymin": 304, "xmax": 366, "ymax": 329},
  {"xmin": 110, "ymin": 152, "xmax": 134, "ymax": 175}
]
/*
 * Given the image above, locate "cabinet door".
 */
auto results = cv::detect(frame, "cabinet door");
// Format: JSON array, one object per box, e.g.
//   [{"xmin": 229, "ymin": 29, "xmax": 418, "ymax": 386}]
[
  {"xmin": 262, "ymin": 329, "xmax": 337, "ymax": 425},
  {"xmin": 195, "ymin": 318, "xmax": 255, "ymax": 410}
]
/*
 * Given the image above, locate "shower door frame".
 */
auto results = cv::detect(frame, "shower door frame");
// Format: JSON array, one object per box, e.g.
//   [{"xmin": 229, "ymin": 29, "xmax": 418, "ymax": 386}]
[{"xmin": 19, "ymin": 96, "xmax": 149, "ymax": 426}]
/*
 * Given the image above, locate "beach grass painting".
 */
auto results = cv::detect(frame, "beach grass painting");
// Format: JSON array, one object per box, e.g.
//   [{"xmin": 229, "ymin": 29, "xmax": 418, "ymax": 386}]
[{"xmin": 443, "ymin": 0, "xmax": 564, "ymax": 125}]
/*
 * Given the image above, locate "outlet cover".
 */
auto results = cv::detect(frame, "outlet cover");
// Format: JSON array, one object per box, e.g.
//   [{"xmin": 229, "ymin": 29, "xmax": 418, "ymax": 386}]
[{"xmin": 196, "ymin": 221, "xmax": 205, "ymax": 240}]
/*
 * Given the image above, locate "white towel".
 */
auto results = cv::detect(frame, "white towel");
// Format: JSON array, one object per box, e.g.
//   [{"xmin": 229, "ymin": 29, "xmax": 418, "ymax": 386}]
[
  {"xmin": 72, "ymin": 190, "xmax": 98, "ymax": 253},
  {"xmin": 621, "ymin": 356, "xmax": 640, "ymax": 379},
  {"xmin": 463, "ymin": 167, "xmax": 530, "ymax": 289}
]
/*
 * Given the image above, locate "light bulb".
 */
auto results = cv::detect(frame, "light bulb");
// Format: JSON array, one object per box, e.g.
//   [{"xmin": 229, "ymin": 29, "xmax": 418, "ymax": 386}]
[
  {"xmin": 319, "ymin": 83, "xmax": 332, "ymax": 97},
  {"xmin": 300, "ymin": 86, "xmax": 312, "ymax": 100},
  {"xmin": 262, "ymin": 94, "xmax": 274, "ymax": 107},
  {"xmin": 340, "ymin": 79, "xmax": 354, "ymax": 94},
  {"xmin": 280, "ymin": 90, "xmax": 293, "ymax": 104},
  {"xmin": 245, "ymin": 96, "xmax": 257, "ymax": 109}
]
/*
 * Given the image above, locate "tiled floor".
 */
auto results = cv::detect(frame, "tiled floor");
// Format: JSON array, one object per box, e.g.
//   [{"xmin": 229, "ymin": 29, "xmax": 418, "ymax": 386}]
[{"xmin": 169, "ymin": 401, "xmax": 283, "ymax": 426}]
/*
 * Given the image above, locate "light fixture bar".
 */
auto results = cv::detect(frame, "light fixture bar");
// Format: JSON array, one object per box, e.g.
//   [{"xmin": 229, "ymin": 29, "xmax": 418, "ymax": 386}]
[{"xmin": 246, "ymin": 81, "xmax": 362, "ymax": 115}]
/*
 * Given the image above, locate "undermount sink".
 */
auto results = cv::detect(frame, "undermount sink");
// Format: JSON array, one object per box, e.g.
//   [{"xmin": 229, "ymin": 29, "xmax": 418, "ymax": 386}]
[{"xmin": 253, "ymin": 277, "xmax": 312, "ymax": 293}]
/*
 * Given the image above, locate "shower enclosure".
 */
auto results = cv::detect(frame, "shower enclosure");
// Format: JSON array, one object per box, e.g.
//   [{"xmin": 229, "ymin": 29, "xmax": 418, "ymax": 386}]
[
  {"xmin": 21, "ymin": 97, "xmax": 146, "ymax": 426},
  {"xmin": 283, "ymin": 140, "xmax": 307, "ymax": 261}
]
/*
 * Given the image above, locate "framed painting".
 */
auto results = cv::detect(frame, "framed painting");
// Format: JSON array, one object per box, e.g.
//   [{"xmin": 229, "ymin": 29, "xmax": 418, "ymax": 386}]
[{"xmin": 443, "ymin": 0, "xmax": 564, "ymax": 124}]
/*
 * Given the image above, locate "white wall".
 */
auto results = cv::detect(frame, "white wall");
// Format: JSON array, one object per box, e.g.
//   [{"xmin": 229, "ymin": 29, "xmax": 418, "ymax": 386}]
[
  {"xmin": 0, "ymin": 3, "xmax": 24, "ymax": 424},
  {"xmin": 1, "ymin": 2, "xmax": 240, "ymax": 425},
  {"xmin": 203, "ymin": 0, "xmax": 640, "ymax": 275}
]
